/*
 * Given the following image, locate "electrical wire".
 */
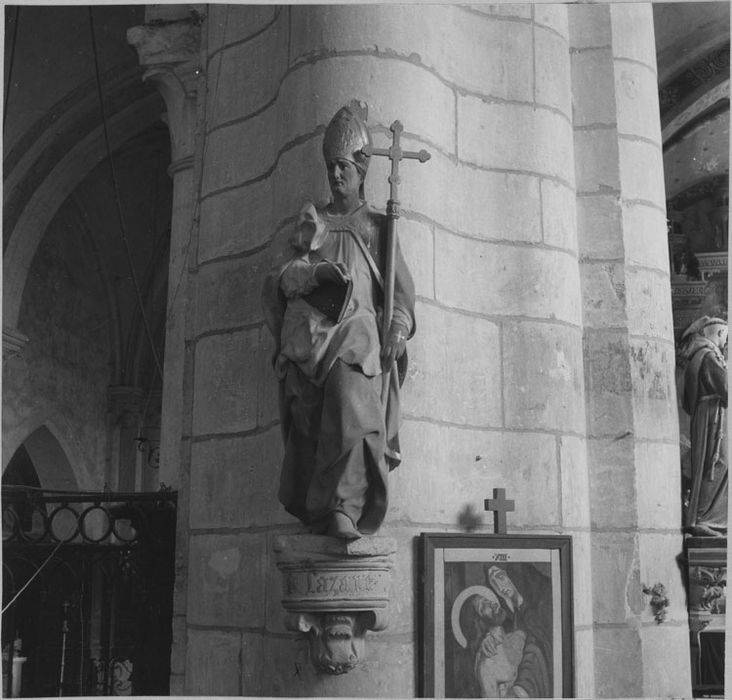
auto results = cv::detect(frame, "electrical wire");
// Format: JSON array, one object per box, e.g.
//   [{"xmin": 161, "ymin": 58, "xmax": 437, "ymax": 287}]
[
  {"xmin": 87, "ymin": 7, "xmax": 164, "ymax": 380},
  {"xmin": 1, "ymin": 540, "xmax": 63, "ymax": 614},
  {"xmin": 3, "ymin": 6, "xmax": 20, "ymax": 132}
]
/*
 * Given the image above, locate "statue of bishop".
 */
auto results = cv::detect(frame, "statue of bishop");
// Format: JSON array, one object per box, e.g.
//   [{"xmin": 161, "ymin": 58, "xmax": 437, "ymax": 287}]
[{"xmin": 263, "ymin": 102, "xmax": 416, "ymax": 540}]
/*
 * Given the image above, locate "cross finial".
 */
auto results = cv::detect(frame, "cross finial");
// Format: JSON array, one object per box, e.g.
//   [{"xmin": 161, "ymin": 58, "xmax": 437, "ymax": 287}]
[{"xmin": 484, "ymin": 488, "xmax": 515, "ymax": 535}]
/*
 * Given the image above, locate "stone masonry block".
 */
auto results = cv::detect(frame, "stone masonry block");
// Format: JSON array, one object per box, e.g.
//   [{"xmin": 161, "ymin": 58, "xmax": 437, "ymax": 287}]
[
  {"xmin": 580, "ymin": 261, "xmax": 627, "ymax": 329},
  {"xmin": 592, "ymin": 625, "xmax": 642, "ymax": 697},
  {"xmin": 403, "ymin": 302, "xmax": 502, "ymax": 427},
  {"xmin": 583, "ymin": 329, "xmax": 634, "ymax": 436},
  {"xmin": 570, "ymin": 49, "xmax": 616, "ymax": 127},
  {"xmin": 169, "ymin": 675, "xmax": 184, "ymax": 696},
  {"xmin": 629, "ymin": 338, "xmax": 678, "ymax": 441},
  {"xmin": 559, "ymin": 435, "xmax": 590, "ymax": 528},
  {"xmin": 535, "ymin": 25, "xmax": 572, "ymax": 119},
  {"xmin": 194, "ymin": 254, "xmax": 268, "ymax": 334},
  {"xmin": 186, "ymin": 629, "xmax": 242, "ymax": 695},
  {"xmin": 614, "ymin": 62, "xmax": 663, "ymax": 144},
  {"xmin": 192, "ymin": 328, "xmax": 262, "ymax": 435},
  {"xmin": 503, "ymin": 321, "xmax": 586, "ymax": 433},
  {"xmin": 207, "ymin": 5, "xmax": 277, "ymax": 55},
  {"xmin": 393, "ymin": 420, "xmax": 560, "ymax": 527},
  {"xmin": 291, "ymin": 6, "xmax": 533, "ymax": 102},
  {"xmin": 569, "ymin": 531, "xmax": 594, "ymax": 628},
  {"xmin": 591, "ymin": 532, "xmax": 642, "ymax": 624},
  {"xmin": 640, "ymin": 625, "xmax": 692, "ymax": 697},
  {"xmin": 625, "ymin": 268, "xmax": 673, "ymax": 339},
  {"xmin": 240, "ymin": 633, "xmax": 266, "ymax": 696},
  {"xmin": 567, "ymin": 4, "xmax": 611, "ymax": 50},
  {"xmin": 534, "ymin": 3, "xmax": 569, "ymax": 39},
  {"xmin": 541, "ymin": 179, "xmax": 577, "ymax": 252},
  {"xmin": 207, "ymin": 12, "xmax": 288, "ymax": 128},
  {"xmin": 573, "ymin": 128, "xmax": 620, "ymax": 194},
  {"xmin": 467, "ymin": 5, "xmax": 532, "ymax": 20},
  {"xmin": 619, "ymin": 138, "xmax": 665, "ymax": 206},
  {"xmin": 170, "ymin": 616, "xmax": 187, "ymax": 676},
  {"xmin": 573, "ymin": 627, "xmax": 596, "ymax": 698},
  {"xmin": 398, "ymin": 217, "xmax": 434, "ymax": 299},
  {"xmin": 635, "ymin": 441, "xmax": 681, "ymax": 531},
  {"xmin": 436, "ymin": 234, "xmax": 582, "ymax": 325},
  {"xmin": 621, "ymin": 202, "xmax": 669, "ymax": 271},
  {"xmin": 587, "ymin": 437, "xmax": 637, "ymax": 529},
  {"xmin": 187, "ymin": 532, "xmax": 267, "ymax": 627},
  {"xmin": 459, "ymin": 97, "xmax": 575, "ymax": 184},
  {"xmin": 202, "ymin": 112, "xmax": 276, "ymax": 196},
  {"xmin": 637, "ymin": 533, "xmax": 689, "ymax": 626},
  {"xmin": 189, "ymin": 429, "xmax": 285, "ymax": 529},
  {"xmin": 423, "ymin": 165, "xmax": 542, "ymax": 244},
  {"xmin": 609, "ymin": 4, "xmax": 656, "ymax": 70},
  {"xmin": 198, "ymin": 178, "xmax": 275, "ymax": 263},
  {"xmin": 576, "ymin": 194, "xmax": 623, "ymax": 260}
]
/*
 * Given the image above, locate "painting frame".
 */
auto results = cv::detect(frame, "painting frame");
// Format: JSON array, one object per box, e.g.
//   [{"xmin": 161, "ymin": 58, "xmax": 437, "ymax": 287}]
[{"xmin": 419, "ymin": 533, "xmax": 574, "ymax": 698}]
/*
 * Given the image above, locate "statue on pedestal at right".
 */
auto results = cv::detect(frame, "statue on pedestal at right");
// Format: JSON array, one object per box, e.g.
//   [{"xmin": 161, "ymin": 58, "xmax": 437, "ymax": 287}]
[{"xmin": 679, "ymin": 316, "xmax": 728, "ymax": 536}]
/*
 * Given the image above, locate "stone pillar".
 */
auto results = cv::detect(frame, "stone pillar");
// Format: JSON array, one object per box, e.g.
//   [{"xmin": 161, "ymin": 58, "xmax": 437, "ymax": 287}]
[
  {"xmin": 569, "ymin": 4, "xmax": 691, "ymax": 697},
  {"xmin": 128, "ymin": 5, "xmax": 203, "ymax": 490},
  {"xmin": 180, "ymin": 5, "xmax": 596, "ymax": 696},
  {"xmin": 128, "ymin": 8, "xmax": 204, "ymax": 695}
]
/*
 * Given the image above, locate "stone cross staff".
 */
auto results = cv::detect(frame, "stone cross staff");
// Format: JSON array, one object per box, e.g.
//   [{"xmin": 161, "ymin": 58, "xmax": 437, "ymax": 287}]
[{"xmin": 361, "ymin": 121, "xmax": 430, "ymax": 402}]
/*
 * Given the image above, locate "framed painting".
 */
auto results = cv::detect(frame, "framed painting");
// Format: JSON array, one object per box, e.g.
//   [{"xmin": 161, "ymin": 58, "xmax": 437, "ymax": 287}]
[{"xmin": 419, "ymin": 533, "xmax": 573, "ymax": 698}]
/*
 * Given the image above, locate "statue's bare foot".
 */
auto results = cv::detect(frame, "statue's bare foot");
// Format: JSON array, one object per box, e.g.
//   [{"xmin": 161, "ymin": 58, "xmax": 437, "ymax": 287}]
[{"xmin": 327, "ymin": 512, "xmax": 361, "ymax": 540}]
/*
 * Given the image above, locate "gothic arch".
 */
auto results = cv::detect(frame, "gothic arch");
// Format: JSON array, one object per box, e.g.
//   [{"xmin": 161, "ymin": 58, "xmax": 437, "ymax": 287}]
[
  {"xmin": 2, "ymin": 411, "xmax": 99, "ymax": 490},
  {"xmin": 3, "ymin": 424, "xmax": 79, "ymax": 492},
  {"xmin": 3, "ymin": 90, "xmax": 165, "ymax": 331}
]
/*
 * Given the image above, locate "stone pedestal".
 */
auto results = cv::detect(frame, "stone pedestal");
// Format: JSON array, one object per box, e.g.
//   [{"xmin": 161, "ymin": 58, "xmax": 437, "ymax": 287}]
[
  {"xmin": 683, "ymin": 537, "xmax": 726, "ymax": 695},
  {"xmin": 274, "ymin": 535, "xmax": 395, "ymax": 674}
]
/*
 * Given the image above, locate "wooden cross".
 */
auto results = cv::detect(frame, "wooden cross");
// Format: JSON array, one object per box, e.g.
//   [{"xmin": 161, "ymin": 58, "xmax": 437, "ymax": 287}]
[
  {"xmin": 361, "ymin": 121, "xmax": 431, "ymax": 404},
  {"xmin": 484, "ymin": 488, "xmax": 515, "ymax": 535}
]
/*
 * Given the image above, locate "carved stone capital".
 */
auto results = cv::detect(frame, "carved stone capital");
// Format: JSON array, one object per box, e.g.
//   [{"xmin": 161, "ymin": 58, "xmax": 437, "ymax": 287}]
[
  {"xmin": 3, "ymin": 326, "xmax": 29, "ymax": 361},
  {"xmin": 274, "ymin": 535, "xmax": 396, "ymax": 674},
  {"xmin": 127, "ymin": 14, "xmax": 202, "ymax": 163}
]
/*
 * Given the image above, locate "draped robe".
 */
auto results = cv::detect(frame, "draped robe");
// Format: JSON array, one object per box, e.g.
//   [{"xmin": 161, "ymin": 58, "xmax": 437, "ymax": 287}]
[
  {"xmin": 262, "ymin": 202, "xmax": 415, "ymax": 533},
  {"xmin": 682, "ymin": 338, "xmax": 728, "ymax": 533}
]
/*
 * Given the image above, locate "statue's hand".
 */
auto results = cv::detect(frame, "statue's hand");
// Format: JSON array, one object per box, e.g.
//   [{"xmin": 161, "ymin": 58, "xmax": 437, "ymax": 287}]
[
  {"xmin": 314, "ymin": 261, "xmax": 349, "ymax": 286},
  {"xmin": 381, "ymin": 322, "xmax": 409, "ymax": 369}
]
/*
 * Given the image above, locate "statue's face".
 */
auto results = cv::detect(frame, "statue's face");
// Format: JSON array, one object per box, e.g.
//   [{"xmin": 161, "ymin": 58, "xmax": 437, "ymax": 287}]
[
  {"xmin": 326, "ymin": 157, "xmax": 362, "ymax": 198},
  {"xmin": 704, "ymin": 323, "xmax": 728, "ymax": 351}
]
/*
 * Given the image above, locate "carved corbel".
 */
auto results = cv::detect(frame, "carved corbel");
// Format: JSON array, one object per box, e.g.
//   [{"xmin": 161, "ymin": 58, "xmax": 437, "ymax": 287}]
[{"xmin": 274, "ymin": 535, "xmax": 396, "ymax": 674}]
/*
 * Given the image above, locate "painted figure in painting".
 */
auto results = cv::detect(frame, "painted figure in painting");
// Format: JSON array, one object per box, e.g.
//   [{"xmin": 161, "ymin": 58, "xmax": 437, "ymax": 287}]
[
  {"xmin": 678, "ymin": 316, "xmax": 728, "ymax": 536},
  {"xmin": 450, "ymin": 565, "xmax": 553, "ymax": 698},
  {"xmin": 262, "ymin": 102, "xmax": 415, "ymax": 540}
]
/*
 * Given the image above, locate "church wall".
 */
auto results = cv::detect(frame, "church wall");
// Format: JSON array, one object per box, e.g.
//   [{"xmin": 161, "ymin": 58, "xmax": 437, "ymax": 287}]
[{"xmin": 2, "ymin": 200, "xmax": 109, "ymax": 490}]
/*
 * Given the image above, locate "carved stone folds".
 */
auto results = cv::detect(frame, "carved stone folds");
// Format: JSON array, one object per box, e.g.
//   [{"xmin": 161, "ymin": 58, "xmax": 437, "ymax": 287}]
[{"xmin": 274, "ymin": 535, "xmax": 396, "ymax": 675}]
